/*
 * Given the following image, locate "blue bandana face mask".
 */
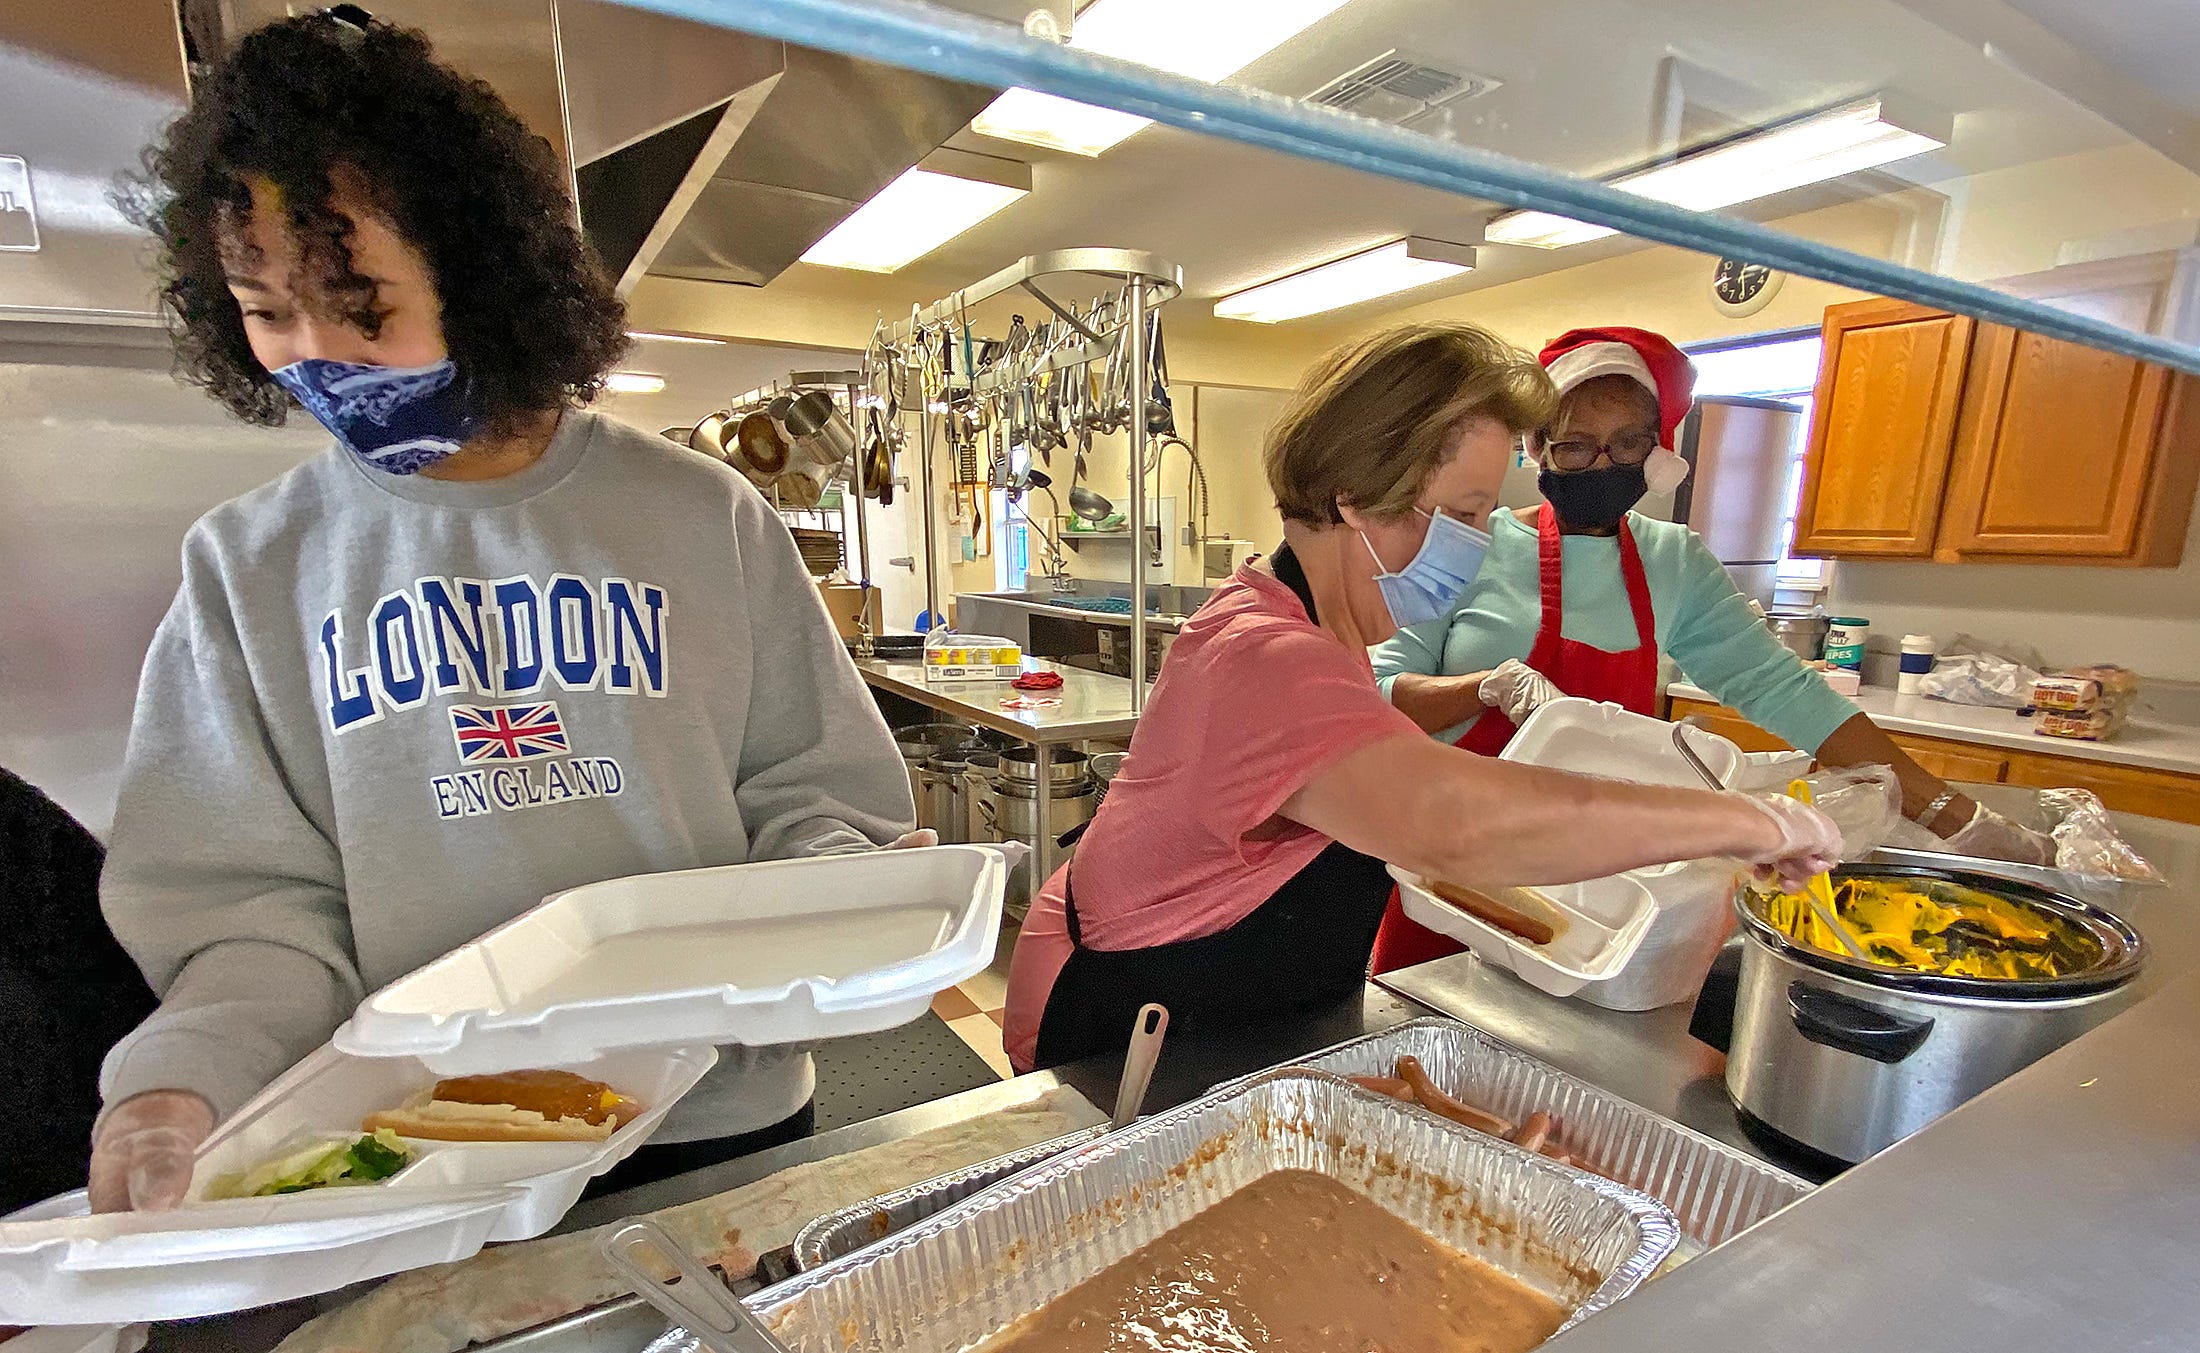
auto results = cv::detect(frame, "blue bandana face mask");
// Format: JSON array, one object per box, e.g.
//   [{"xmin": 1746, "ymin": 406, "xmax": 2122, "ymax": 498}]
[
  {"xmin": 269, "ymin": 357, "xmax": 486, "ymax": 475},
  {"xmin": 1365, "ymin": 507, "xmax": 1492, "ymax": 628}
]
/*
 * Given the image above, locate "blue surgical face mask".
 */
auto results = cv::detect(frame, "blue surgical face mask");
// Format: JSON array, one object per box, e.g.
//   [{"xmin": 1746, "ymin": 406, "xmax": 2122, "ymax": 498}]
[
  {"xmin": 269, "ymin": 356, "xmax": 486, "ymax": 475},
  {"xmin": 1364, "ymin": 507, "xmax": 1492, "ymax": 628}
]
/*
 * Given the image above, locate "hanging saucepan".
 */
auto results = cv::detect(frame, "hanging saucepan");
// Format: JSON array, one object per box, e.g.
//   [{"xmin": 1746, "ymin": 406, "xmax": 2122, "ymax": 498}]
[
  {"xmin": 775, "ymin": 390, "xmax": 857, "ymax": 472},
  {"xmin": 863, "ymin": 407, "xmax": 894, "ymax": 506},
  {"xmin": 688, "ymin": 411, "xmax": 733, "ymax": 462},
  {"xmin": 735, "ymin": 409, "xmax": 791, "ymax": 480},
  {"xmin": 773, "ymin": 463, "xmax": 829, "ymax": 509}
]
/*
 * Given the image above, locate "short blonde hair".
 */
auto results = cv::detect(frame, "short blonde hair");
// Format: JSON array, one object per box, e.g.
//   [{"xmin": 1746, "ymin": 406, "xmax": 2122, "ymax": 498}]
[{"xmin": 1265, "ymin": 323, "xmax": 1556, "ymax": 526}]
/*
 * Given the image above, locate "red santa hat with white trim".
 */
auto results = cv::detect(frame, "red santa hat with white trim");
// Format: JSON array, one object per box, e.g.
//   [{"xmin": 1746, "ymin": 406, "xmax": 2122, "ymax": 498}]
[{"xmin": 1537, "ymin": 326, "xmax": 1697, "ymax": 495}]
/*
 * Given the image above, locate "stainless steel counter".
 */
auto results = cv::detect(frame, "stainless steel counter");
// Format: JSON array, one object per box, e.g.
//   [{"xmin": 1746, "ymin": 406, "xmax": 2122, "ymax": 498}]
[
  {"xmin": 1541, "ymin": 965, "xmax": 2200, "ymax": 1353},
  {"xmin": 856, "ymin": 658, "xmax": 1142, "ymax": 745},
  {"xmin": 858, "ymin": 657, "xmax": 1143, "ymax": 885}
]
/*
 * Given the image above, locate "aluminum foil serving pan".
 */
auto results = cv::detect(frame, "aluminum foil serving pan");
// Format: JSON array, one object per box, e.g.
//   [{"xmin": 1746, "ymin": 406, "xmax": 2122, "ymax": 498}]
[
  {"xmin": 1281, "ymin": 1018, "xmax": 1811, "ymax": 1252},
  {"xmin": 744, "ymin": 1069, "xmax": 1678, "ymax": 1353},
  {"xmin": 791, "ymin": 1126, "xmax": 1108, "ymax": 1271}
]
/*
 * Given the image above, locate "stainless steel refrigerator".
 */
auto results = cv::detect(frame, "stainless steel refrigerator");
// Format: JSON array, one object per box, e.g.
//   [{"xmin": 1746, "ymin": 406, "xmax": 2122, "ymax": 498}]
[{"xmin": 1667, "ymin": 395, "xmax": 1804, "ymax": 606}]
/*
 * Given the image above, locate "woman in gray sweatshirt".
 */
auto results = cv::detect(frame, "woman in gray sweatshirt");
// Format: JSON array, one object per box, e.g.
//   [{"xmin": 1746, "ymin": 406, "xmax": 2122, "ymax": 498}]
[{"xmin": 87, "ymin": 11, "xmax": 915, "ymax": 1211}]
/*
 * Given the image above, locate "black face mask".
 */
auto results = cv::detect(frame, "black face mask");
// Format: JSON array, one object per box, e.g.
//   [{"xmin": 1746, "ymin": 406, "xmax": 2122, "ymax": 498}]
[{"xmin": 1539, "ymin": 461, "xmax": 1648, "ymax": 531}]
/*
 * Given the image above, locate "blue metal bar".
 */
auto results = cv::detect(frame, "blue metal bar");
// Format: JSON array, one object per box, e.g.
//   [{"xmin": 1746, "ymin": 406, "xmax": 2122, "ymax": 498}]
[{"xmin": 609, "ymin": 0, "xmax": 2200, "ymax": 375}]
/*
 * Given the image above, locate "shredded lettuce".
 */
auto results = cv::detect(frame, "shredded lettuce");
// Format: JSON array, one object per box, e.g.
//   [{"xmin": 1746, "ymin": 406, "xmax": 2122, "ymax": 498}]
[{"xmin": 215, "ymin": 1129, "xmax": 414, "ymax": 1198}]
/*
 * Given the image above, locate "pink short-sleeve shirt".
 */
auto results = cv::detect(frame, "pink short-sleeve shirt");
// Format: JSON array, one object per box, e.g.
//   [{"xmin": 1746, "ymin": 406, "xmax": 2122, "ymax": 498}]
[{"xmin": 1002, "ymin": 563, "xmax": 1419, "ymax": 1070}]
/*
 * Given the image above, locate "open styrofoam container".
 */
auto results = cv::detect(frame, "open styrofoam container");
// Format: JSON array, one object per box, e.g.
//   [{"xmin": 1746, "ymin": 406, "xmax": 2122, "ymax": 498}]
[
  {"xmin": 334, "ymin": 845, "xmax": 1010, "ymax": 1073},
  {"xmin": 1489, "ymin": 697, "xmax": 1750, "ymax": 1006},
  {"xmin": 1503, "ymin": 697, "xmax": 1745, "ymax": 790},
  {"xmin": 0, "ymin": 1044, "xmax": 712, "ymax": 1326},
  {"xmin": 1393, "ymin": 866, "xmax": 1658, "ymax": 999}
]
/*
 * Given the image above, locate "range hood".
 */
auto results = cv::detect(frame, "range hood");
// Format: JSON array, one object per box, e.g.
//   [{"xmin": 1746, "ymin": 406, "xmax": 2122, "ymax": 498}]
[
  {"xmin": 0, "ymin": 1, "xmax": 998, "ymax": 325},
  {"xmin": 200, "ymin": 1, "xmax": 1000, "ymax": 295}
]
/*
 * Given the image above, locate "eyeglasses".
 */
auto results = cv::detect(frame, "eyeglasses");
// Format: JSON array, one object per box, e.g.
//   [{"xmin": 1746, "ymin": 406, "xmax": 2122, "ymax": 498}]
[{"xmin": 1536, "ymin": 428, "xmax": 1659, "ymax": 471}]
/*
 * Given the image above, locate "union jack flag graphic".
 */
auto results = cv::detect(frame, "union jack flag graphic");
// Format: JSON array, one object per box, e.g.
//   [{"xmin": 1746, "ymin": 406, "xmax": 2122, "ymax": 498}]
[{"xmin": 449, "ymin": 702, "xmax": 569, "ymax": 762}]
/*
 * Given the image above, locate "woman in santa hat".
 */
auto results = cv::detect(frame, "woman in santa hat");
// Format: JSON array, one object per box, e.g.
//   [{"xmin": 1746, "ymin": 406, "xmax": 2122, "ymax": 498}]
[{"xmin": 1367, "ymin": 326, "xmax": 2054, "ymax": 975}]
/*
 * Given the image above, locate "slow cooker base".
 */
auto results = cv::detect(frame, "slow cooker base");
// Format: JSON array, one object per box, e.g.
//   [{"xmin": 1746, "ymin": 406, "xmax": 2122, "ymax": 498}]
[{"xmin": 1732, "ymin": 1105, "xmax": 1854, "ymax": 1184}]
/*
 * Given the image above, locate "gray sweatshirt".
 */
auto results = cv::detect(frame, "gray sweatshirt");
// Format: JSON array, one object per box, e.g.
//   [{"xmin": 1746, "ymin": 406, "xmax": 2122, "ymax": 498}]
[{"xmin": 99, "ymin": 409, "xmax": 914, "ymax": 1142}]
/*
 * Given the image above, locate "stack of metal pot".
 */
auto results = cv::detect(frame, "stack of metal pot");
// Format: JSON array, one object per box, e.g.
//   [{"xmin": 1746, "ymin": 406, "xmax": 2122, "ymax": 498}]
[{"xmin": 982, "ymin": 747, "xmax": 1099, "ymax": 844}]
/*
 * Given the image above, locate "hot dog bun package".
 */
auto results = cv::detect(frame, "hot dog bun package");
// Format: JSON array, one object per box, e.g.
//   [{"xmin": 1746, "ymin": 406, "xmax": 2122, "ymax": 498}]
[{"xmin": 2030, "ymin": 665, "xmax": 2139, "ymax": 740}]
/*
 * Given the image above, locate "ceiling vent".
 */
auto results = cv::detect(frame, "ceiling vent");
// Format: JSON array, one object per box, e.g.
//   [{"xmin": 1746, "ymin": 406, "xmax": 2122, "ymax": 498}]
[{"xmin": 1308, "ymin": 51, "xmax": 1502, "ymax": 126}]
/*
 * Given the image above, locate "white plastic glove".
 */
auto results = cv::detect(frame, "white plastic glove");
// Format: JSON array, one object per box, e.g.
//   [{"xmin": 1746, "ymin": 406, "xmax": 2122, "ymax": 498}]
[
  {"xmin": 1943, "ymin": 803, "xmax": 2056, "ymax": 867},
  {"xmin": 1478, "ymin": 659, "xmax": 1562, "ymax": 725},
  {"xmin": 885, "ymin": 829, "xmax": 939, "ymax": 850},
  {"xmin": 88, "ymin": 1090, "xmax": 216, "ymax": 1213},
  {"xmin": 1739, "ymin": 794, "xmax": 1844, "ymax": 893}
]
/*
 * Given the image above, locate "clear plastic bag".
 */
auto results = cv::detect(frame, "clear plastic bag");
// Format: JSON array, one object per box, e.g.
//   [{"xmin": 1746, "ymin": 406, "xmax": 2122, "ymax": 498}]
[
  {"xmin": 2039, "ymin": 788, "xmax": 2166, "ymax": 884},
  {"xmin": 1790, "ymin": 764, "xmax": 1907, "ymax": 859},
  {"xmin": 1914, "ymin": 633, "xmax": 2045, "ymax": 709}
]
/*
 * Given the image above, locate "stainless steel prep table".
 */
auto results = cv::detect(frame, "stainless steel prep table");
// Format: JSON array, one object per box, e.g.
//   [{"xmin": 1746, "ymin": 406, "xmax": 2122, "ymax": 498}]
[{"xmin": 855, "ymin": 657, "xmax": 1144, "ymax": 888}]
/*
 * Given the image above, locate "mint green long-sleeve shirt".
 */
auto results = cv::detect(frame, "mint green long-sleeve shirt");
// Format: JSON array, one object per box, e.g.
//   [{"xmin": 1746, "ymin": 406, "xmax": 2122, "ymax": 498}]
[{"xmin": 1372, "ymin": 508, "xmax": 1859, "ymax": 750}]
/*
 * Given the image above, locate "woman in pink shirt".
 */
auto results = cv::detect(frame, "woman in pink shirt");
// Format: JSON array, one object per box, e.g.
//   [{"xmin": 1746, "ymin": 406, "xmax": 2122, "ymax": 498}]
[{"xmin": 1003, "ymin": 324, "xmax": 1842, "ymax": 1072}]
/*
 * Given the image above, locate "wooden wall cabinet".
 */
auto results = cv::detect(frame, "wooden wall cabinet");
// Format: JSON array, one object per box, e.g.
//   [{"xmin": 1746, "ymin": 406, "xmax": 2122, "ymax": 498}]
[
  {"xmin": 1793, "ymin": 253, "xmax": 2200, "ymax": 567},
  {"xmin": 1793, "ymin": 300, "xmax": 1974, "ymax": 558}
]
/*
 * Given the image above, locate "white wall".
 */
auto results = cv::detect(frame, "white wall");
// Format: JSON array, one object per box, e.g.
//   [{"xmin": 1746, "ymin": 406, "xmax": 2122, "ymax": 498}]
[{"xmin": 1826, "ymin": 507, "xmax": 2200, "ymax": 678}]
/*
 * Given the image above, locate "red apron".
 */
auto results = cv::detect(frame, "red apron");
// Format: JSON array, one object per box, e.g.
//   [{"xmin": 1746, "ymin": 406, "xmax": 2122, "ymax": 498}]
[{"xmin": 1367, "ymin": 507, "xmax": 1662, "ymax": 975}]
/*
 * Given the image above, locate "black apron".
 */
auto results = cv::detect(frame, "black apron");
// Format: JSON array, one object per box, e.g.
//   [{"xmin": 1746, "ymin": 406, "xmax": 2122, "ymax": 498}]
[{"xmin": 1031, "ymin": 546, "xmax": 1394, "ymax": 1070}]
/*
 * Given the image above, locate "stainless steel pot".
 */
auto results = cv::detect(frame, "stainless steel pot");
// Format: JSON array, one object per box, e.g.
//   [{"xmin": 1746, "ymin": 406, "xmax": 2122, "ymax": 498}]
[
  {"xmin": 1762, "ymin": 608, "xmax": 1831, "ymax": 662},
  {"xmin": 996, "ymin": 746, "xmax": 1090, "ymax": 788},
  {"xmin": 1726, "ymin": 864, "xmax": 2144, "ymax": 1164},
  {"xmin": 917, "ymin": 749, "xmax": 997, "ymax": 846},
  {"xmin": 893, "ymin": 722, "xmax": 978, "ymax": 810},
  {"xmin": 983, "ymin": 774, "xmax": 1098, "ymax": 843}
]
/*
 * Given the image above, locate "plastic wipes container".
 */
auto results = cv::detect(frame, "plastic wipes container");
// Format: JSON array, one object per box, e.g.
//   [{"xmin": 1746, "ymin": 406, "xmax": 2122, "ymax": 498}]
[
  {"xmin": 1393, "ymin": 866, "xmax": 1657, "ymax": 999},
  {"xmin": 336, "ymin": 845, "xmax": 1009, "ymax": 1073},
  {"xmin": 0, "ymin": 1045, "xmax": 712, "ymax": 1326}
]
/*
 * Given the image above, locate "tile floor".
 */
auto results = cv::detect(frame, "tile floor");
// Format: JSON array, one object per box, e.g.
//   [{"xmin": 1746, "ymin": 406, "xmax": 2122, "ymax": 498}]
[{"xmin": 934, "ymin": 921, "xmax": 1019, "ymax": 1078}]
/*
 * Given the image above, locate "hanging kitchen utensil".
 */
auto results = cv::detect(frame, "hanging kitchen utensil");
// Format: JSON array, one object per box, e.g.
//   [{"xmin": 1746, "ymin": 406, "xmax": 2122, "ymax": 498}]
[
  {"xmin": 863, "ymin": 406, "xmax": 894, "ymax": 505},
  {"xmin": 1145, "ymin": 312, "xmax": 1175, "ymax": 436},
  {"xmin": 689, "ymin": 411, "xmax": 733, "ymax": 461},
  {"xmin": 735, "ymin": 409, "xmax": 791, "ymax": 478},
  {"xmin": 1068, "ymin": 484, "xmax": 1114, "ymax": 523},
  {"xmin": 598, "ymin": 1219, "xmax": 794, "ymax": 1353}
]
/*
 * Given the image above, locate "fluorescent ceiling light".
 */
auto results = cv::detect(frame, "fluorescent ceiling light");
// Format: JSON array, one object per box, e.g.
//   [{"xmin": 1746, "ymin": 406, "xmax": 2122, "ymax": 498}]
[
  {"xmin": 1486, "ymin": 96, "xmax": 1948, "ymax": 249},
  {"xmin": 604, "ymin": 371, "xmax": 667, "ymax": 394},
  {"xmin": 1214, "ymin": 238, "xmax": 1478, "ymax": 323},
  {"xmin": 973, "ymin": 0, "xmax": 1358, "ymax": 157},
  {"xmin": 801, "ymin": 148, "xmax": 1031, "ymax": 273},
  {"xmin": 627, "ymin": 330, "xmax": 727, "ymax": 345}
]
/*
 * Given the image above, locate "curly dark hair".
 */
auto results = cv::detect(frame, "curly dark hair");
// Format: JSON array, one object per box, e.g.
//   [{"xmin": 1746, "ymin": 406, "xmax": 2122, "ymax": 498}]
[{"xmin": 129, "ymin": 11, "xmax": 627, "ymax": 428}]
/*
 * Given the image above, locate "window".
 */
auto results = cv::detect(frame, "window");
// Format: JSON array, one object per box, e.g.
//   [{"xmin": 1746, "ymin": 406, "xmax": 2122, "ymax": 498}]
[{"xmin": 1685, "ymin": 332, "xmax": 1830, "ymax": 591}]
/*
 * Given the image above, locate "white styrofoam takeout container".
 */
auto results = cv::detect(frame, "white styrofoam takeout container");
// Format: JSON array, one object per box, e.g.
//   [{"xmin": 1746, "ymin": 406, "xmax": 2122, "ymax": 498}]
[
  {"xmin": 1502, "ymin": 696, "xmax": 1745, "ymax": 789},
  {"xmin": 1394, "ymin": 866, "xmax": 1658, "ymax": 998},
  {"xmin": 0, "ymin": 1044, "xmax": 714, "ymax": 1327},
  {"xmin": 335, "ymin": 845, "xmax": 1011, "ymax": 1073},
  {"xmin": 1494, "ymin": 697, "xmax": 1750, "ymax": 1008}
]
